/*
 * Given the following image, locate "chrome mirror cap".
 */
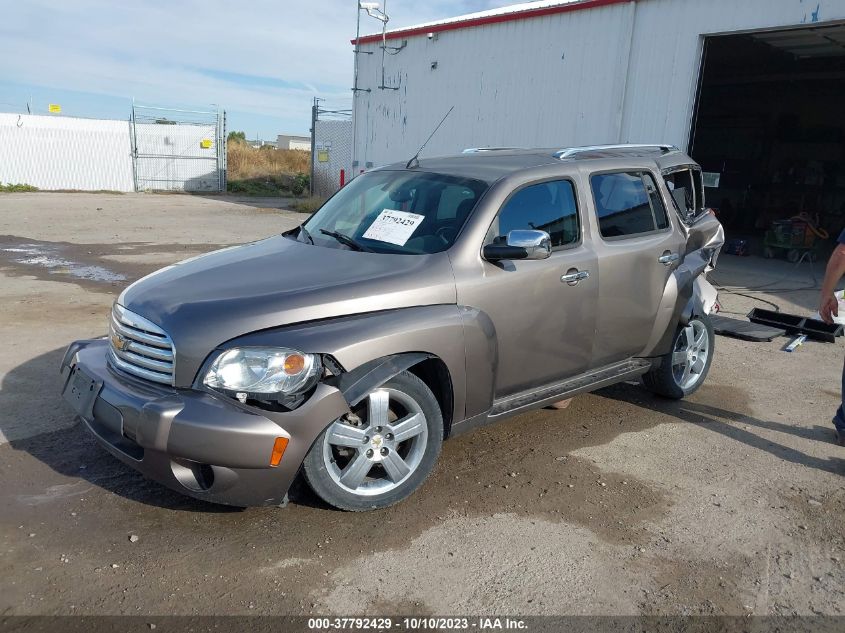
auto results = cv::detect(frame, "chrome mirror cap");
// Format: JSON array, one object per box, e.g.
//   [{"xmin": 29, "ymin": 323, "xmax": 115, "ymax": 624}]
[{"xmin": 507, "ymin": 230, "xmax": 551, "ymax": 260}]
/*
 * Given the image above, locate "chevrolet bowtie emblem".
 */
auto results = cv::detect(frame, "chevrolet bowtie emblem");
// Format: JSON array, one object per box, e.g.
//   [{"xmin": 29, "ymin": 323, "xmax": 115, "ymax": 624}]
[{"xmin": 111, "ymin": 333, "xmax": 130, "ymax": 352}]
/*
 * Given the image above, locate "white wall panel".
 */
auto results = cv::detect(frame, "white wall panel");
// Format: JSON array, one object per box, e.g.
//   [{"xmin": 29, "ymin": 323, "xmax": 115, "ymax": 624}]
[
  {"xmin": 0, "ymin": 113, "xmax": 134, "ymax": 191},
  {"xmin": 354, "ymin": 0, "xmax": 845, "ymax": 169},
  {"xmin": 355, "ymin": 1, "xmax": 634, "ymax": 169}
]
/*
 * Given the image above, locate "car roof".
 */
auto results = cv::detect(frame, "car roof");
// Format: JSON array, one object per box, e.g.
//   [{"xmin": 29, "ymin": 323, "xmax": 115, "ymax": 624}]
[{"xmin": 379, "ymin": 145, "xmax": 696, "ymax": 184}]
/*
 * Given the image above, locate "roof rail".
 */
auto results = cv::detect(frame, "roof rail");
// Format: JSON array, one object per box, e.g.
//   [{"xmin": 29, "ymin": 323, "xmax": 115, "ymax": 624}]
[
  {"xmin": 462, "ymin": 147, "xmax": 523, "ymax": 154},
  {"xmin": 555, "ymin": 144, "xmax": 680, "ymax": 159}
]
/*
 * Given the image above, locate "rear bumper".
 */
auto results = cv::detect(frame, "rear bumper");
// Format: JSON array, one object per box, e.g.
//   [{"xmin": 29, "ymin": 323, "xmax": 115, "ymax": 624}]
[{"xmin": 60, "ymin": 339, "xmax": 349, "ymax": 507}]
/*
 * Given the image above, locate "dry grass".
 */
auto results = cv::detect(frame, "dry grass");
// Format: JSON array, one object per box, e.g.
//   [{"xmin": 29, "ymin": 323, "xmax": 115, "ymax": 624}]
[
  {"xmin": 228, "ymin": 141, "xmax": 309, "ymax": 179},
  {"xmin": 226, "ymin": 140, "xmax": 310, "ymax": 196}
]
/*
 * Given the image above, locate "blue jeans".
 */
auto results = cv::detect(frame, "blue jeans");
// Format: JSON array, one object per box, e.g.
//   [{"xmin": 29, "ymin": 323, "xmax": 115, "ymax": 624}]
[{"xmin": 834, "ymin": 356, "xmax": 845, "ymax": 433}]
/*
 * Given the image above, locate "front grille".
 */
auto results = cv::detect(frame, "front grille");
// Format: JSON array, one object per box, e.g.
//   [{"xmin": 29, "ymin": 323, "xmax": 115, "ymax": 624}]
[{"xmin": 108, "ymin": 304, "xmax": 175, "ymax": 385}]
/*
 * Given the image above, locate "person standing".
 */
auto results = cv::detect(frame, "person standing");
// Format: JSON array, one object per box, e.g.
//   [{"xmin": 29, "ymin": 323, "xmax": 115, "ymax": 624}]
[{"xmin": 818, "ymin": 234, "xmax": 845, "ymax": 446}]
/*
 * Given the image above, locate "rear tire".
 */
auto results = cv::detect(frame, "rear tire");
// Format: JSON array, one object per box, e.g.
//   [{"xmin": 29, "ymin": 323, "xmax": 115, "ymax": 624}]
[
  {"xmin": 302, "ymin": 371, "xmax": 443, "ymax": 511},
  {"xmin": 642, "ymin": 315, "xmax": 714, "ymax": 399}
]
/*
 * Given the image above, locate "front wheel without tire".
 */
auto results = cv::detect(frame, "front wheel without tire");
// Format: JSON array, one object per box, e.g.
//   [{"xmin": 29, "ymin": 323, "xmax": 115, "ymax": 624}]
[
  {"xmin": 302, "ymin": 371, "xmax": 443, "ymax": 511},
  {"xmin": 642, "ymin": 315, "xmax": 714, "ymax": 399}
]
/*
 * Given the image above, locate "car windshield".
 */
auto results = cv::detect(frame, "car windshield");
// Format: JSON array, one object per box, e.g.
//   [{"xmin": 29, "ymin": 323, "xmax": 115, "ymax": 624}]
[{"xmin": 298, "ymin": 170, "xmax": 489, "ymax": 254}]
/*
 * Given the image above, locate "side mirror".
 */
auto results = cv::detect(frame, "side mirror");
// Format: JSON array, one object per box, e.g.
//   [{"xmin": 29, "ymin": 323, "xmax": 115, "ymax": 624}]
[{"xmin": 483, "ymin": 229, "xmax": 551, "ymax": 262}]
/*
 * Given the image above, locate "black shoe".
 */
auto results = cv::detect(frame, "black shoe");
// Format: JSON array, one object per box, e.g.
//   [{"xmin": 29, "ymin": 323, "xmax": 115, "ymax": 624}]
[{"xmin": 836, "ymin": 430, "xmax": 845, "ymax": 447}]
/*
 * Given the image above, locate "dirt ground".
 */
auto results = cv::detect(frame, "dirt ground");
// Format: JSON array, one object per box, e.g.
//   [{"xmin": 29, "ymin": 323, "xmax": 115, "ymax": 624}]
[{"xmin": 0, "ymin": 192, "xmax": 842, "ymax": 617}]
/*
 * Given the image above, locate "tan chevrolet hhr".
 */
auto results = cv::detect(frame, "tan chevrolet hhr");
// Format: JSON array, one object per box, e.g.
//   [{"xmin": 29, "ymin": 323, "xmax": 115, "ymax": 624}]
[{"xmin": 61, "ymin": 144, "xmax": 724, "ymax": 511}]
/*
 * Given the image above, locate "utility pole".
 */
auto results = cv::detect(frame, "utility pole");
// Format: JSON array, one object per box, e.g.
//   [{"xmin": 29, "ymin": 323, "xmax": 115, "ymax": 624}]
[
  {"xmin": 352, "ymin": 1, "xmax": 362, "ymax": 176},
  {"xmin": 310, "ymin": 97, "xmax": 319, "ymax": 197}
]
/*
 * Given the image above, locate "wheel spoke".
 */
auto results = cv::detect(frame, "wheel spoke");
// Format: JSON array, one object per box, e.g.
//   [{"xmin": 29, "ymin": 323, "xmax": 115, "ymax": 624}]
[
  {"xmin": 339, "ymin": 453, "xmax": 372, "ymax": 489},
  {"xmin": 381, "ymin": 450, "xmax": 412, "ymax": 483},
  {"xmin": 683, "ymin": 326, "xmax": 695, "ymax": 350},
  {"xmin": 672, "ymin": 350, "xmax": 687, "ymax": 366},
  {"xmin": 390, "ymin": 413, "xmax": 425, "ymax": 442},
  {"xmin": 694, "ymin": 329, "xmax": 707, "ymax": 350},
  {"xmin": 680, "ymin": 362, "xmax": 693, "ymax": 386},
  {"xmin": 326, "ymin": 421, "xmax": 368, "ymax": 448},
  {"xmin": 691, "ymin": 357, "xmax": 706, "ymax": 374},
  {"xmin": 368, "ymin": 390, "xmax": 390, "ymax": 429}
]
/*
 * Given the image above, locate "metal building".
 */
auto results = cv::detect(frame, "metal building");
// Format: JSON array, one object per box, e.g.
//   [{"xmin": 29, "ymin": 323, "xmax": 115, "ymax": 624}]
[
  {"xmin": 352, "ymin": 0, "xmax": 845, "ymax": 239},
  {"xmin": 277, "ymin": 134, "xmax": 312, "ymax": 151}
]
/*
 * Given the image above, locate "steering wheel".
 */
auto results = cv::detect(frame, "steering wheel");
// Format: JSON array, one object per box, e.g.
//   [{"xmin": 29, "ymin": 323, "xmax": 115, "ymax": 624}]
[{"xmin": 435, "ymin": 225, "xmax": 457, "ymax": 244}]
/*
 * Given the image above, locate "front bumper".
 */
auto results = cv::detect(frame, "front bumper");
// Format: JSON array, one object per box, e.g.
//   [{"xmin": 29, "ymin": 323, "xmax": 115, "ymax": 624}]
[{"xmin": 60, "ymin": 339, "xmax": 349, "ymax": 507}]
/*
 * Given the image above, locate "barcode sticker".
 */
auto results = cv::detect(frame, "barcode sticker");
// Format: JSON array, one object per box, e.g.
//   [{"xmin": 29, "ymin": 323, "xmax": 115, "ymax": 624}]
[{"xmin": 362, "ymin": 209, "xmax": 424, "ymax": 246}]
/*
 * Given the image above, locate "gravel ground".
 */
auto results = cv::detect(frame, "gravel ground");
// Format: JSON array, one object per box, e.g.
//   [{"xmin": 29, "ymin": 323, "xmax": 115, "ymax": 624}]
[{"xmin": 0, "ymin": 192, "xmax": 842, "ymax": 617}]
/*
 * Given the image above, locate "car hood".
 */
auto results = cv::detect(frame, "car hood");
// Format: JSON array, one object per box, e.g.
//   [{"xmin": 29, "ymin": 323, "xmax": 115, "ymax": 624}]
[{"xmin": 119, "ymin": 235, "xmax": 457, "ymax": 385}]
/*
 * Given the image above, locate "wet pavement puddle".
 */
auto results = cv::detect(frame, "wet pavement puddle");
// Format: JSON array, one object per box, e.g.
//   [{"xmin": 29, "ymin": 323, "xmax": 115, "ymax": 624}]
[{"xmin": 1, "ymin": 244, "xmax": 126, "ymax": 283}]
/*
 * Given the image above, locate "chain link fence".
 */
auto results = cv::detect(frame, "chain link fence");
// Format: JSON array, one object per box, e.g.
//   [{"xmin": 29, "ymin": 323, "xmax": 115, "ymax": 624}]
[
  {"xmin": 132, "ymin": 104, "xmax": 226, "ymax": 192},
  {"xmin": 310, "ymin": 100, "xmax": 352, "ymax": 198}
]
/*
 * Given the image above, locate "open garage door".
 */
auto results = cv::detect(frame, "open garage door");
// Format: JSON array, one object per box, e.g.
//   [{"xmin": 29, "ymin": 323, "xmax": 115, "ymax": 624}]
[{"xmin": 689, "ymin": 23, "xmax": 845, "ymax": 259}]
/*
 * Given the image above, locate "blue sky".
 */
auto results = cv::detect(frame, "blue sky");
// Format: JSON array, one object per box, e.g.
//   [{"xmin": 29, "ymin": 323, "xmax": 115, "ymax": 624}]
[{"xmin": 0, "ymin": 0, "xmax": 513, "ymax": 139}]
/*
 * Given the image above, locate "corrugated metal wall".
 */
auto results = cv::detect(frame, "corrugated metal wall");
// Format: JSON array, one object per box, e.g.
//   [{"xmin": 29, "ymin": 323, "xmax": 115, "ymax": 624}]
[
  {"xmin": 0, "ymin": 113, "xmax": 135, "ymax": 191},
  {"xmin": 354, "ymin": 0, "xmax": 845, "ymax": 169}
]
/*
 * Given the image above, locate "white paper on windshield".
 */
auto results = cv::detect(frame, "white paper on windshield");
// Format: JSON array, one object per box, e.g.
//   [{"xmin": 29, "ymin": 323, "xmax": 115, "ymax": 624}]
[{"xmin": 362, "ymin": 209, "xmax": 424, "ymax": 246}]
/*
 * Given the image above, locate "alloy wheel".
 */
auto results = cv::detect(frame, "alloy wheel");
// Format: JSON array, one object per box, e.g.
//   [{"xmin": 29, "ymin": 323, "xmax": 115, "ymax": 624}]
[
  {"xmin": 671, "ymin": 319, "xmax": 709, "ymax": 390},
  {"xmin": 322, "ymin": 388, "xmax": 429, "ymax": 496}
]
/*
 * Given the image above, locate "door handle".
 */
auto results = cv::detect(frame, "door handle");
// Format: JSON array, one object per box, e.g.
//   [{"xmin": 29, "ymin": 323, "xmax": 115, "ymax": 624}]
[
  {"xmin": 658, "ymin": 252, "xmax": 680, "ymax": 265},
  {"xmin": 561, "ymin": 269, "xmax": 590, "ymax": 286}
]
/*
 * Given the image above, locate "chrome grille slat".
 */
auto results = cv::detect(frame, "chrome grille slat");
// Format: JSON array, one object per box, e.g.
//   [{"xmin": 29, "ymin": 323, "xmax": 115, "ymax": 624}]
[
  {"xmin": 108, "ymin": 349, "xmax": 172, "ymax": 384},
  {"xmin": 108, "ymin": 305, "xmax": 175, "ymax": 385},
  {"xmin": 123, "ymin": 340, "xmax": 173, "ymax": 362},
  {"xmin": 112, "ymin": 348, "xmax": 173, "ymax": 373},
  {"xmin": 110, "ymin": 316, "xmax": 171, "ymax": 348}
]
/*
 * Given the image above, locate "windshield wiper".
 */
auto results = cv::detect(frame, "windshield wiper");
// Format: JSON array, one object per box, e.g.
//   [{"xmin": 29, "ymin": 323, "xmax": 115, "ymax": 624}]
[
  {"xmin": 319, "ymin": 229, "xmax": 374, "ymax": 252},
  {"xmin": 299, "ymin": 225, "xmax": 314, "ymax": 244}
]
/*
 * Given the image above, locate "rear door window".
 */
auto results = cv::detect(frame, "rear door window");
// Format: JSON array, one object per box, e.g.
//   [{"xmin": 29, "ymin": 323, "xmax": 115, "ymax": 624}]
[
  {"xmin": 487, "ymin": 180, "xmax": 580, "ymax": 249},
  {"xmin": 591, "ymin": 172, "xmax": 669, "ymax": 238}
]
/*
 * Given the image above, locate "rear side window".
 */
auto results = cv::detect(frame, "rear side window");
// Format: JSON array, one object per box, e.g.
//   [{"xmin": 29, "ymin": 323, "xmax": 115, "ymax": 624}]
[
  {"xmin": 488, "ymin": 180, "xmax": 580, "ymax": 249},
  {"xmin": 591, "ymin": 172, "xmax": 669, "ymax": 238},
  {"xmin": 665, "ymin": 167, "xmax": 705, "ymax": 224}
]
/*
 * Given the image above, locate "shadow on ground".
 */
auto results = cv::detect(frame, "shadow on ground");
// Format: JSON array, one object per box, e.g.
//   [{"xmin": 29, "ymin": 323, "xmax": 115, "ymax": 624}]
[
  {"xmin": 1, "ymin": 346, "xmax": 241, "ymax": 513},
  {"xmin": 596, "ymin": 382, "xmax": 844, "ymax": 476}
]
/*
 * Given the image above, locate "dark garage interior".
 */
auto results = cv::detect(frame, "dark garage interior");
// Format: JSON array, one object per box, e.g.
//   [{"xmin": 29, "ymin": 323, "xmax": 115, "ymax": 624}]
[{"xmin": 689, "ymin": 23, "xmax": 845, "ymax": 261}]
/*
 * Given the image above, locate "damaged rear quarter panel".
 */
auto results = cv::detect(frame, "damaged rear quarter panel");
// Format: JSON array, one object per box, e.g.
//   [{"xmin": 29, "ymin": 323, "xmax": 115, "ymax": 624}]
[{"xmin": 640, "ymin": 213, "xmax": 725, "ymax": 357}]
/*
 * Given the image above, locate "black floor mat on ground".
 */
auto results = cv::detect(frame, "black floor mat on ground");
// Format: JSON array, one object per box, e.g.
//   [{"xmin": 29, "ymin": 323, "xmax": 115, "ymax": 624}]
[{"xmin": 711, "ymin": 314, "xmax": 786, "ymax": 342}]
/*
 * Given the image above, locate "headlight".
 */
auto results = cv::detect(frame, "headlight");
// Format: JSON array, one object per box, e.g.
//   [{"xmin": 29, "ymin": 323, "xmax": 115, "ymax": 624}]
[{"xmin": 203, "ymin": 347, "xmax": 321, "ymax": 396}]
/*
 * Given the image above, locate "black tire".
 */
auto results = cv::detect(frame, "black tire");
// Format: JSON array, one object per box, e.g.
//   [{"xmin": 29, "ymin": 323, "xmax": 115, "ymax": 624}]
[
  {"xmin": 642, "ymin": 314, "xmax": 714, "ymax": 399},
  {"xmin": 302, "ymin": 371, "xmax": 443, "ymax": 511}
]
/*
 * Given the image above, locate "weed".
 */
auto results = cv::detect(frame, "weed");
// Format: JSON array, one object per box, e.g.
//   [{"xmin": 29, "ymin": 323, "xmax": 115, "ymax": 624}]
[
  {"xmin": 288, "ymin": 196, "xmax": 325, "ymax": 215},
  {"xmin": 0, "ymin": 183, "xmax": 39, "ymax": 193}
]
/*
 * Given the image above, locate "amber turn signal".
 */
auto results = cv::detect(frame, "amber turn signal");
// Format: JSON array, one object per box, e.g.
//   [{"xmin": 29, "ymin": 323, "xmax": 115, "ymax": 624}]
[
  {"xmin": 283, "ymin": 353, "xmax": 306, "ymax": 375},
  {"xmin": 269, "ymin": 437, "xmax": 289, "ymax": 467}
]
